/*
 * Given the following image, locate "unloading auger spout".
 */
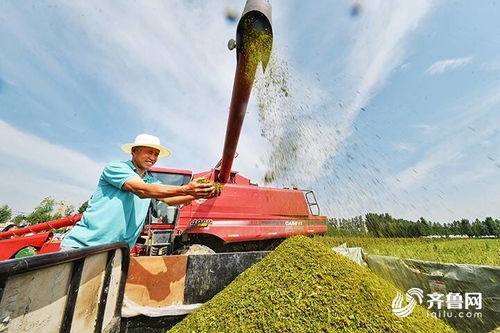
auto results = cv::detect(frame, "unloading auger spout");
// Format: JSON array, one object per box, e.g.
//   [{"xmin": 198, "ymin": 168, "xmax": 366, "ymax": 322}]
[{"xmin": 217, "ymin": 0, "xmax": 273, "ymax": 183}]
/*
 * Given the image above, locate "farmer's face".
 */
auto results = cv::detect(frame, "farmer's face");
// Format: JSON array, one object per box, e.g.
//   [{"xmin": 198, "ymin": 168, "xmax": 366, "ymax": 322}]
[{"xmin": 132, "ymin": 146, "xmax": 160, "ymax": 171}]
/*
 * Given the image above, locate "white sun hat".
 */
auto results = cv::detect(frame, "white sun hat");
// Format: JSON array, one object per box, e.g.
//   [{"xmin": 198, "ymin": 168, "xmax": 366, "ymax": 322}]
[{"xmin": 120, "ymin": 134, "xmax": 171, "ymax": 158}]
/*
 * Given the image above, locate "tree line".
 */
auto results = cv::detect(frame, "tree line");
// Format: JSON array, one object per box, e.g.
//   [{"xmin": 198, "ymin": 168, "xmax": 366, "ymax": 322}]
[
  {"xmin": 328, "ymin": 213, "xmax": 500, "ymax": 238},
  {"xmin": 0, "ymin": 198, "xmax": 88, "ymax": 228}
]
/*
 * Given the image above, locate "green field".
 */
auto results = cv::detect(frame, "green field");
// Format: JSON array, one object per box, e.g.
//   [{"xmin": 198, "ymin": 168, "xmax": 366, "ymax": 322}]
[{"xmin": 317, "ymin": 237, "xmax": 500, "ymax": 266}]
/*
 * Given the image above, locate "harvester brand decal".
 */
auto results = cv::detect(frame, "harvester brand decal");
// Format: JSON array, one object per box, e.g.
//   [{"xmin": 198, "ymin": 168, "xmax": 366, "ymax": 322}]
[
  {"xmin": 191, "ymin": 219, "xmax": 213, "ymax": 227},
  {"xmin": 284, "ymin": 221, "xmax": 303, "ymax": 226}
]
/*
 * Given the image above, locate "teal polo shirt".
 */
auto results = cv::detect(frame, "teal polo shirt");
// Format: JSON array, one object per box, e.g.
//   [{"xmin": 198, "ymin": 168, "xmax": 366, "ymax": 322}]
[{"xmin": 62, "ymin": 160, "xmax": 161, "ymax": 249}]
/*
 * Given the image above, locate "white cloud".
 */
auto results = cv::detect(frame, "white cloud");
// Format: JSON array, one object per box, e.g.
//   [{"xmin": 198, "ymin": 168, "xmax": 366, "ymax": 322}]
[
  {"xmin": 0, "ymin": 170, "xmax": 94, "ymax": 216},
  {"xmin": 389, "ymin": 88, "xmax": 500, "ymax": 191},
  {"xmin": 344, "ymin": 0, "xmax": 434, "ymax": 121},
  {"xmin": 400, "ymin": 63, "xmax": 411, "ymax": 71},
  {"xmin": 0, "ymin": 120, "xmax": 103, "ymax": 212},
  {"xmin": 482, "ymin": 58, "xmax": 500, "ymax": 71},
  {"xmin": 389, "ymin": 142, "xmax": 462, "ymax": 191},
  {"xmin": 0, "ymin": 120, "xmax": 103, "ymax": 186},
  {"xmin": 425, "ymin": 56, "xmax": 473, "ymax": 75},
  {"xmin": 480, "ymin": 140, "xmax": 490, "ymax": 147},
  {"xmin": 411, "ymin": 124, "xmax": 439, "ymax": 135},
  {"xmin": 393, "ymin": 143, "xmax": 416, "ymax": 152}
]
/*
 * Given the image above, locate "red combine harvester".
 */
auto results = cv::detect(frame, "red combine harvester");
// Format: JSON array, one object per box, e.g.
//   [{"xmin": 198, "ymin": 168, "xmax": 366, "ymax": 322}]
[
  {"xmin": 141, "ymin": 166, "xmax": 326, "ymax": 255},
  {"xmin": 0, "ymin": 0, "xmax": 327, "ymax": 261}
]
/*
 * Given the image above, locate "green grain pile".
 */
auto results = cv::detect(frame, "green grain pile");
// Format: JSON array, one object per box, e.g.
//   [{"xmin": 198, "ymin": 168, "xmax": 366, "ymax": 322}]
[{"xmin": 170, "ymin": 236, "xmax": 456, "ymax": 333}]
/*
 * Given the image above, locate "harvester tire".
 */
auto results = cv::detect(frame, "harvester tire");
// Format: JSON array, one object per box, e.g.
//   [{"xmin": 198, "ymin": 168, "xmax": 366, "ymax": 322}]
[{"xmin": 177, "ymin": 244, "xmax": 215, "ymax": 255}]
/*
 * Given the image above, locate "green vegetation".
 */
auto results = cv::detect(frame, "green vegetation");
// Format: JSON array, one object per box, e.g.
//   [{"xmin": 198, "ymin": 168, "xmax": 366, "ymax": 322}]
[
  {"xmin": 0, "ymin": 205, "xmax": 12, "ymax": 225},
  {"xmin": 14, "ymin": 246, "xmax": 37, "ymax": 258},
  {"xmin": 78, "ymin": 200, "xmax": 89, "ymax": 214},
  {"xmin": 25, "ymin": 197, "xmax": 74, "ymax": 225},
  {"xmin": 1, "ymin": 197, "xmax": 76, "ymax": 228},
  {"xmin": 171, "ymin": 236, "xmax": 455, "ymax": 333},
  {"xmin": 328, "ymin": 213, "xmax": 500, "ymax": 238},
  {"xmin": 318, "ymin": 237, "xmax": 500, "ymax": 266}
]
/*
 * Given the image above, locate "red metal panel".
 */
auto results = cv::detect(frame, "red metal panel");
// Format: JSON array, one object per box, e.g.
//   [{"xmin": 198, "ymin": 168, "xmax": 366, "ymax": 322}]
[
  {"xmin": 186, "ymin": 184, "xmax": 310, "ymax": 218},
  {"xmin": 0, "ymin": 233, "xmax": 52, "ymax": 260},
  {"xmin": 38, "ymin": 241, "xmax": 62, "ymax": 254},
  {"xmin": 187, "ymin": 221, "xmax": 327, "ymax": 243},
  {"xmin": 144, "ymin": 224, "xmax": 175, "ymax": 230}
]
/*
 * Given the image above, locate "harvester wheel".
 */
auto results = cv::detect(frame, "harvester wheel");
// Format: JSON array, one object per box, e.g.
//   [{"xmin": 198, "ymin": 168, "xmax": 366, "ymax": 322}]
[{"xmin": 177, "ymin": 244, "xmax": 215, "ymax": 255}]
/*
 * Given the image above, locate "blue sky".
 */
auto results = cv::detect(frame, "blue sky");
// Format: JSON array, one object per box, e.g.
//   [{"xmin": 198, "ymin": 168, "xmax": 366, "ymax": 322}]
[{"xmin": 1, "ymin": 0, "xmax": 499, "ymax": 222}]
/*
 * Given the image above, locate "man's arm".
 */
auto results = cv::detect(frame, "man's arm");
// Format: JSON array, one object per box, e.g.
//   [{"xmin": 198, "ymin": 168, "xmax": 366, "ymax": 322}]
[
  {"xmin": 159, "ymin": 195, "xmax": 197, "ymax": 206},
  {"xmin": 122, "ymin": 178, "xmax": 213, "ymax": 199}
]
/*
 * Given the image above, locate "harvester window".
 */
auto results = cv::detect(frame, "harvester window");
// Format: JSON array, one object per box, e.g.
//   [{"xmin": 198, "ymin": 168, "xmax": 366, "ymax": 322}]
[
  {"xmin": 150, "ymin": 172, "xmax": 191, "ymax": 186},
  {"xmin": 147, "ymin": 172, "xmax": 190, "ymax": 225},
  {"xmin": 150, "ymin": 199, "xmax": 178, "ymax": 224}
]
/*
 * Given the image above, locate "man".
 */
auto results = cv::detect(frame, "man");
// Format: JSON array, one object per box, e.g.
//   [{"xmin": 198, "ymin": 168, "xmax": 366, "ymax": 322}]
[{"xmin": 62, "ymin": 134, "xmax": 216, "ymax": 249}]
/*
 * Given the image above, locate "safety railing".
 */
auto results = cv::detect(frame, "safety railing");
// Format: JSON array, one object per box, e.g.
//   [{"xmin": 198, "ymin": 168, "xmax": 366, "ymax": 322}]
[{"xmin": 302, "ymin": 190, "xmax": 320, "ymax": 216}]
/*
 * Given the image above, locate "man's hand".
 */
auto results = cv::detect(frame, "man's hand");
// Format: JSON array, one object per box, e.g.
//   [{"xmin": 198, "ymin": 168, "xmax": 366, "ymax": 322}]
[
  {"xmin": 184, "ymin": 178, "xmax": 215, "ymax": 198},
  {"xmin": 208, "ymin": 182, "xmax": 223, "ymax": 198}
]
